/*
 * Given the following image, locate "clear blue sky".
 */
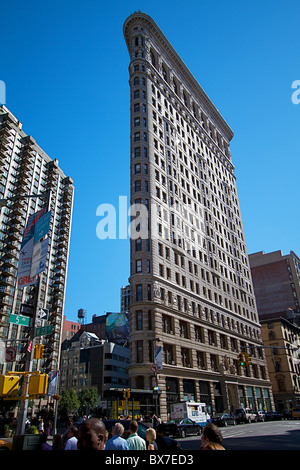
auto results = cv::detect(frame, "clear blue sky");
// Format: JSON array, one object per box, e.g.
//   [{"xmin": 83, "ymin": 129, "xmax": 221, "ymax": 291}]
[{"xmin": 1, "ymin": 0, "xmax": 299, "ymax": 323}]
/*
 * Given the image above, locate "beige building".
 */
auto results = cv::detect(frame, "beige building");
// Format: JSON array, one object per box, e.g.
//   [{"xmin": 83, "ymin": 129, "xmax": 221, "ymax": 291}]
[
  {"xmin": 123, "ymin": 12, "xmax": 273, "ymax": 420},
  {"xmin": 261, "ymin": 315, "xmax": 300, "ymax": 412}
]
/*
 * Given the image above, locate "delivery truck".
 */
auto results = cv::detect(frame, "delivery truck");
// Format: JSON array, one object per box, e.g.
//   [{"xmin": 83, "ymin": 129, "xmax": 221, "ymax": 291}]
[{"xmin": 170, "ymin": 402, "xmax": 210, "ymax": 426}]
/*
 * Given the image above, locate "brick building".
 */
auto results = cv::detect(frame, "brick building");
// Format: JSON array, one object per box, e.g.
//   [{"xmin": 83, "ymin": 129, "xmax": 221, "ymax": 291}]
[{"xmin": 249, "ymin": 250, "xmax": 300, "ymax": 321}]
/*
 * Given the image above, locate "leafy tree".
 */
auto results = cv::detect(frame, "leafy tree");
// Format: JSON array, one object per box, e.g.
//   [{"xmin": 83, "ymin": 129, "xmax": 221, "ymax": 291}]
[
  {"xmin": 57, "ymin": 389, "xmax": 80, "ymax": 421},
  {"xmin": 78, "ymin": 387, "xmax": 98, "ymax": 416}
]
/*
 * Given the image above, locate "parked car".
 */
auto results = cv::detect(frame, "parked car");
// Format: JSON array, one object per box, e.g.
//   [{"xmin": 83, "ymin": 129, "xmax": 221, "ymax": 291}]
[
  {"xmin": 292, "ymin": 407, "xmax": 300, "ymax": 419},
  {"xmin": 164, "ymin": 418, "xmax": 202, "ymax": 438},
  {"xmin": 0, "ymin": 438, "xmax": 12, "ymax": 450},
  {"xmin": 211, "ymin": 413, "xmax": 236, "ymax": 427},
  {"xmin": 282, "ymin": 409, "xmax": 292, "ymax": 420},
  {"xmin": 234, "ymin": 408, "xmax": 257, "ymax": 424},
  {"xmin": 254, "ymin": 411, "xmax": 266, "ymax": 422},
  {"xmin": 264, "ymin": 411, "xmax": 283, "ymax": 421}
]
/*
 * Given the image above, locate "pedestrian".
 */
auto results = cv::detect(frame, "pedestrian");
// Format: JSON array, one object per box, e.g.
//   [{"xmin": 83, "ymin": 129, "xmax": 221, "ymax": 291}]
[
  {"xmin": 38, "ymin": 419, "xmax": 44, "ymax": 434},
  {"xmin": 152, "ymin": 414, "xmax": 158, "ymax": 429},
  {"xmin": 52, "ymin": 434, "xmax": 63, "ymax": 451},
  {"xmin": 77, "ymin": 418, "xmax": 106, "ymax": 451},
  {"xmin": 40, "ymin": 433, "xmax": 52, "ymax": 450},
  {"xmin": 105, "ymin": 422, "xmax": 129, "ymax": 450},
  {"xmin": 155, "ymin": 424, "xmax": 168, "ymax": 451},
  {"xmin": 200, "ymin": 422, "xmax": 225, "ymax": 450},
  {"xmin": 46, "ymin": 421, "xmax": 52, "ymax": 436},
  {"xmin": 145, "ymin": 427, "xmax": 157, "ymax": 450},
  {"xmin": 127, "ymin": 420, "xmax": 146, "ymax": 450},
  {"xmin": 64, "ymin": 425, "xmax": 78, "ymax": 450}
]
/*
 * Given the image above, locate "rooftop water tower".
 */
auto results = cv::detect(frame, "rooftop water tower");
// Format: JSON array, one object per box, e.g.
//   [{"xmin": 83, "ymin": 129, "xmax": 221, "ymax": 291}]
[{"xmin": 78, "ymin": 308, "xmax": 86, "ymax": 325}]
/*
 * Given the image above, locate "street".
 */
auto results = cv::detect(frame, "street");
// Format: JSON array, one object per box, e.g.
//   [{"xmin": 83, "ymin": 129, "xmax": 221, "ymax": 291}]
[{"xmin": 178, "ymin": 420, "xmax": 300, "ymax": 450}]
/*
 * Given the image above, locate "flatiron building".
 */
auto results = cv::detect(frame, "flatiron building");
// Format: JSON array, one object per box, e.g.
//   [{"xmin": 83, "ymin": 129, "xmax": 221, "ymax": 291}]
[{"xmin": 124, "ymin": 12, "xmax": 274, "ymax": 420}]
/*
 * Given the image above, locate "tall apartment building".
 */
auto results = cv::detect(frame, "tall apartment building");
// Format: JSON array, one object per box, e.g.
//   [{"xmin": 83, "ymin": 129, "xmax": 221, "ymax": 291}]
[
  {"xmin": 249, "ymin": 250, "xmax": 300, "ymax": 321},
  {"xmin": 124, "ymin": 12, "xmax": 273, "ymax": 420},
  {"xmin": 0, "ymin": 105, "xmax": 74, "ymax": 375}
]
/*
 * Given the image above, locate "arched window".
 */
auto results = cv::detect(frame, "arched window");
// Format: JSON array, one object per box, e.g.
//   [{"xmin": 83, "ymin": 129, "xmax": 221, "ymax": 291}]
[
  {"xmin": 192, "ymin": 103, "xmax": 197, "ymax": 119},
  {"xmin": 150, "ymin": 49, "xmax": 156, "ymax": 68},
  {"xmin": 173, "ymin": 77, "xmax": 178, "ymax": 96},
  {"xmin": 162, "ymin": 64, "xmax": 168, "ymax": 82},
  {"xmin": 183, "ymin": 91, "xmax": 188, "ymax": 108}
]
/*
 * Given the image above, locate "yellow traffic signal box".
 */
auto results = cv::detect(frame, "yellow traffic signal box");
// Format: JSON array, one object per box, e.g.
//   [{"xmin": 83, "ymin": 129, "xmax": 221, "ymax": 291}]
[
  {"xmin": 0, "ymin": 375, "xmax": 19, "ymax": 397},
  {"xmin": 34, "ymin": 344, "xmax": 44, "ymax": 359},
  {"xmin": 28, "ymin": 373, "xmax": 48, "ymax": 397},
  {"xmin": 238, "ymin": 352, "xmax": 244, "ymax": 366},
  {"xmin": 244, "ymin": 353, "xmax": 252, "ymax": 366}
]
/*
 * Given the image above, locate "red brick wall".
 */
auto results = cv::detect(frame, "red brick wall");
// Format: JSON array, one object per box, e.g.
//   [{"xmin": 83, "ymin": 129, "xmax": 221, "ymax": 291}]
[{"xmin": 251, "ymin": 259, "xmax": 295, "ymax": 316}]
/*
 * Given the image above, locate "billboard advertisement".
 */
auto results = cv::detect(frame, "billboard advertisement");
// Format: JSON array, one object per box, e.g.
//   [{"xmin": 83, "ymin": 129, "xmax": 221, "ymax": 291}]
[
  {"xmin": 17, "ymin": 209, "xmax": 51, "ymax": 288},
  {"xmin": 106, "ymin": 312, "xmax": 129, "ymax": 344},
  {"xmin": 17, "ymin": 209, "xmax": 44, "ymax": 288}
]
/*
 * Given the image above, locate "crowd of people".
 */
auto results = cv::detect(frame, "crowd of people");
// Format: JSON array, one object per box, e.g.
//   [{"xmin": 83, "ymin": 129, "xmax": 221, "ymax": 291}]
[{"xmin": 39, "ymin": 417, "xmax": 225, "ymax": 451}]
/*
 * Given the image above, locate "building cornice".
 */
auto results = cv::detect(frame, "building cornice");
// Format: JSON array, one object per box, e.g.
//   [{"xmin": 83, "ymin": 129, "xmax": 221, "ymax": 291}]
[{"xmin": 123, "ymin": 12, "xmax": 234, "ymax": 142}]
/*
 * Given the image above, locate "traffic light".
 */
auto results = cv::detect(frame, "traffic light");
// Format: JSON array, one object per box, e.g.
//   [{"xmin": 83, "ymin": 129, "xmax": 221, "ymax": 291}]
[
  {"xmin": 34, "ymin": 344, "xmax": 44, "ymax": 359},
  {"xmin": 28, "ymin": 373, "xmax": 48, "ymax": 397},
  {"xmin": 244, "ymin": 353, "xmax": 252, "ymax": 366},
  {"xmin": 0, "ymin": 375, "xmax": 19, "ymax": 397},
  {"xmin": 123, "ymin": 388, "xmax": 127, "ymax": 399},
  {"xmin": 238, "ymin": 352, "xmax": 245, "ymax": 366}
]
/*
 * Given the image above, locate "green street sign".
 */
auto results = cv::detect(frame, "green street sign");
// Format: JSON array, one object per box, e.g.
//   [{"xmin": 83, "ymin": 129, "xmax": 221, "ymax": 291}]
[
  {"xmin": 9, "ymin": 313, "xmax": 30, "ymax": 327},
  {"xmin": 35, "ymin": 324, "xmax": 53, "ymax": 337}
]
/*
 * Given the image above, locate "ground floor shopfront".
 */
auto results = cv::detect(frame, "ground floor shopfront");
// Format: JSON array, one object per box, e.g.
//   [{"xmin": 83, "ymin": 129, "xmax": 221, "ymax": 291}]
[
  {"xmin": 159, "ymin": 375, "xmax": 274, "ymax": 421},
  {"xmin": 103, "ymin": 373, "xmax": 274, "ymax": 421}
]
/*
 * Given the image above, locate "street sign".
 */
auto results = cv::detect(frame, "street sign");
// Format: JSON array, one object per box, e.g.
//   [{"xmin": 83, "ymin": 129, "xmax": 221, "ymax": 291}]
[
  {"xmin": 35, "ymin": 324, "xmax": 53, "ymax": 337},
  {"xmin": 5, "ymin": 347, "xmax": 16, "ymax": 362},
  {"xmin": 34, "ymin": 211, "xmax": 51, "ymax": 243},
  {"xmin": 20, "ymin": 303, "xmax": 34, "ymax": 316},
  {"xmin": 9, "ymin": 313, "xmax": 30, "ymax": 327},
  {"xmin": 151, "ymin": 363, "xmax": 158, "ymax": 373},
  {"xmin": 38, "ymin": 308, "xmax": 49, "ymax": 321}
]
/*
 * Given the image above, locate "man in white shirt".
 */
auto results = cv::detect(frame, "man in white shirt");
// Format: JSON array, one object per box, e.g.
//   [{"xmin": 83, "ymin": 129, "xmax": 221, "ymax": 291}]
[{"xmin": 64, "ymin": 425, "xmax": 78, "ymax": 450}]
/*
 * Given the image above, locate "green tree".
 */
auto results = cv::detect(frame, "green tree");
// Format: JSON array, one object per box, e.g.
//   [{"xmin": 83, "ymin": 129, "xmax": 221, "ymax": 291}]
[
  {"xmin": 57, "ymin": 389, "xmax": 80, "ymax": 421},
  {"xmin": 78, "ymin": 387, "xmax": 98, "ymax": 416}
]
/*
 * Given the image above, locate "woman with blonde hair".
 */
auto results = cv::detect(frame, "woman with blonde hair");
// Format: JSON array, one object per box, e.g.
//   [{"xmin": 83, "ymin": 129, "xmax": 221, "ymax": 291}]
[{"xmin": 145, "ymin": 427, "xmax": 157, "ymax": 450}]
